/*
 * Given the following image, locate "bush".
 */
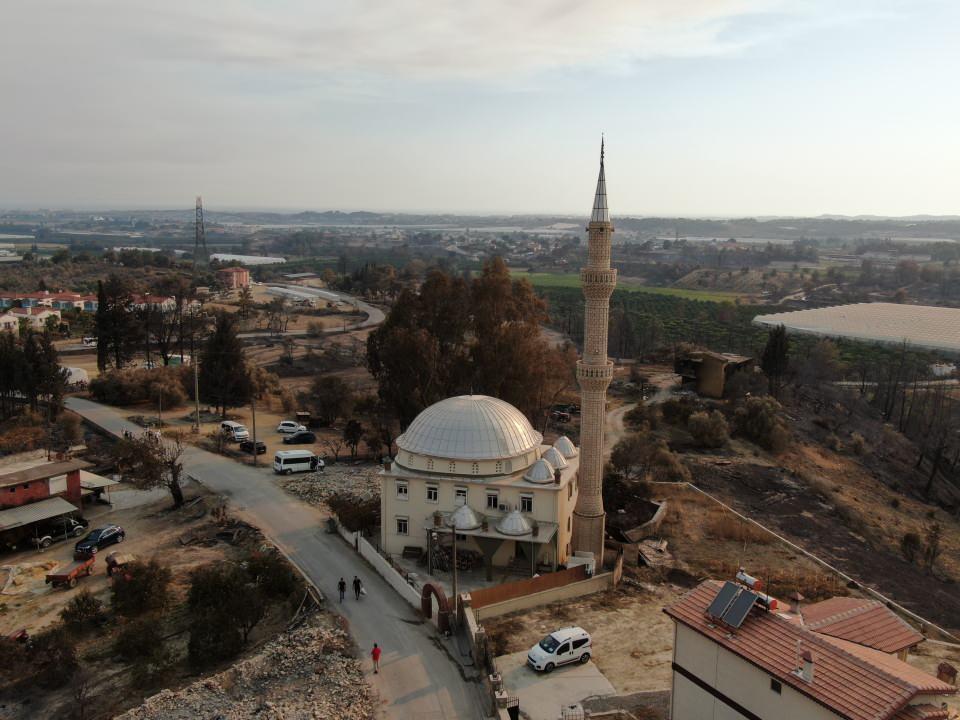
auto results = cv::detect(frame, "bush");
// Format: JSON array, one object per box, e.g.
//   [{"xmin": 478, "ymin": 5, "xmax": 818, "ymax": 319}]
[
  {"xmin": 661, "ymin": 398, "xmax": 699, "ymax": 426},
  {"xmin": 624, "ymin": 404, "xmax": 660, "ymax": 431},
  {"xmin": 246, "ymin": 551, "xmax": 301, "ymax": 599},
  {"xmin": 687, "ymin": 410, "xmax": 729, "ymax": 448},
  {"xmin": 112, "ymin": 559, "xmax": 172, "ymax": 617},
  {"xmin": 188, "ymin": 564, "xmax": 266, "ymax": 668},
  {"xmin": 114, "ymin": 618, "xmax": 163, "ymax": 660},
  {"xmin": 32, "ymin": 626, "xmax": 78, "ymax": 689},
  {"xmin": 901, "ymin": 532, "xmax": 922, "ymax": 563},
  {"xmin": 850, "ymin": 432, "xmax": 867, "ymax": 455},
  {"xmin": 90, "ymin": 367, "xmax": 189, "ymax": 407},
  {"xmin": 60, "ymin": 590, "xmax": 104, "ymax": 631},
  {"xmin": 327, "ymin": 493, "xmax": 381, "ymax": 534},
  {"xmin": 734, "ymin": 396, "xmax": 790, "ymax": 453}
]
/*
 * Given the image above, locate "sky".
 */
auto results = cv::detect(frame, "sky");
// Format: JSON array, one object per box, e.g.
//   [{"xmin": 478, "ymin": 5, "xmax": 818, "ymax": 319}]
[{"xmin": 1, "ymin": 0, "xmax": 958, "ymax": 217}]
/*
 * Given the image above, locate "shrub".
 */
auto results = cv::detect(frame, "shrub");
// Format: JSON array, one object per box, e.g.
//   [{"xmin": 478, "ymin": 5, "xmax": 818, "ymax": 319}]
[
  {"xmin": 90, "ymin": 367, "xmax": 189, "ymax": 407},
  {"xmin": 624, "ymin": 404, "xmax": 660, "ymax": 431},
  {"xmin": 849, "ymin": 432, "xmax": 867, "ymax": 455},
  {"xmin": 901, "ymin": 532, "xmax": 922, "ymax": 563},
  {"xmin": 306, "ymin": 321, "xmax": 325, "ymax": 338},
  {"xmin": 734, "ymin": 396, "xmax": 790, "ymax": 453},
  {"xmin": 661, "ymin": 398, "xmax": 698, "ymax": 426},
  {"xmin": 687, "ymin": 410, "xmax": 729, "ymax": 448},
  {"xmin": 246, "ymin": 551, "xmax": 300, "ymax": 599},
  {"xmin": 60, "ymin": 590, "xmax": 104, "ymax": 631},
  {"xmin": 327, "ymin": 492, "xmax": 381, "ymax": 534},
  {"xmin": 188, "ymin": 564, "xmax": 266, "ymax": 668},
  {"xmin": 112, "ymin": 559, "xmax": 172, "ymax": 617},
  {"xmin": 32, "ymin": 626, "xmax": 78, "ymax": 689},
  {"xmin": 114, "ymin": 618, "xmax": 163, "ymax": 661}
]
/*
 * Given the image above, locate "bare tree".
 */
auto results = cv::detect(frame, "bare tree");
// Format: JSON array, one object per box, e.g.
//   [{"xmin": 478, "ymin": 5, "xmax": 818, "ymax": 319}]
[{"xmin": 113, "ymin": 432, "xmax": 187, "ymax": 507}]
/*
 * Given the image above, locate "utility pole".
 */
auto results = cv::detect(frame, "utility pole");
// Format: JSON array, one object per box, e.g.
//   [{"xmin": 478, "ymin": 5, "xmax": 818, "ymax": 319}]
[
  {"xmin": 193, "ymin": 359, "xmax": 200, "ymax": 433},
  {"xmin": 451, "ymin": 527, "xmax": 459, "ymax": 628}
]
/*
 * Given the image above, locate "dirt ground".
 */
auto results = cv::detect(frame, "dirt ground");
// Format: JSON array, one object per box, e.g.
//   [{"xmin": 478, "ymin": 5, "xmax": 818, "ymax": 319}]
[{"xmin": 486, "ymin": 582, "xmax": 684, "ymax": 695}]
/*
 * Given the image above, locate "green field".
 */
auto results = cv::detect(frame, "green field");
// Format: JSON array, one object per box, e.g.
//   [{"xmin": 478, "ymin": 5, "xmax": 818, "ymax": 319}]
[{"xmin": 513, "ymin": 271, "xmax": 743, "ymax": 303}]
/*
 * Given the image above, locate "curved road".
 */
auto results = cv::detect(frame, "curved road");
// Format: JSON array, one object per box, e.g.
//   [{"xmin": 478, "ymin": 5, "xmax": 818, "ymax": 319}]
[
  {"xmin": 239, "ymin": 284, "xmax": 385, "ymax": 339},
  {"xmin": 66, "ymin": 397, "xmax": 486, "ymax": 720}
]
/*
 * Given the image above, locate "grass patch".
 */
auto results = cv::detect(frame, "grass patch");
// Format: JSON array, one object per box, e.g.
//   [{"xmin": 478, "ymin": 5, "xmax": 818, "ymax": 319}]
[
  {"xmin": 512, "ymin": 270, "xmax": 744, "ymax": 303},
  {"xmin": 706, "ymin": 513, "xmax": 774, "ymax": 545}
]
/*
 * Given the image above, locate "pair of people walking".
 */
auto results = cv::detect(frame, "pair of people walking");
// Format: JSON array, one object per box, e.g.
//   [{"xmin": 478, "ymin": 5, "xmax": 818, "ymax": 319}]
[{"xmin": 337, "ymin": 575, "xmax": 364, "ymax": 602}]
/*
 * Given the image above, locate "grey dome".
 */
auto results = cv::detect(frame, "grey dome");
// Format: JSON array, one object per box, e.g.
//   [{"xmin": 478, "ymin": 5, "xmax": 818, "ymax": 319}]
[
  {"xmin": 553, "ymin": 436, "xmax": 578, "ymax": 459},
  {"xmin": 497, "ymin": 509, "xmax": 533, "ymax": 536},
  {"xmin": 542, "ymin": 446, "xmax": 568, "ymax": 470},
  {"xmin": 397, "ymin": 395, "xmax": 542, "ymax": 461},
  {"xmin": 523, "ymin": 458, "xmax": 555, "ymax": 484},
  {"xmin": 446, "ymin": 504, "xmax": 482, "ymax": 531}
]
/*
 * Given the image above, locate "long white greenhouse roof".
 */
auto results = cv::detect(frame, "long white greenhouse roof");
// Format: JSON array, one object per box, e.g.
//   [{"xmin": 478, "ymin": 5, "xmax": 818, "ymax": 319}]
[{"xmin": 753, "ymin": 303, "xmax": 960, "ymax": 353}]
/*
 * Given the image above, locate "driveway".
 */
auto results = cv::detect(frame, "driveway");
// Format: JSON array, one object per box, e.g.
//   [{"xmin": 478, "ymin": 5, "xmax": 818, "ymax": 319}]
[
  {"xmin": 497, "ymin": 650, "xmax": 615, "ymax": 720},
  {"xmin": 66, "ymin": 397, "xmax": 487, "ymax": 720}
]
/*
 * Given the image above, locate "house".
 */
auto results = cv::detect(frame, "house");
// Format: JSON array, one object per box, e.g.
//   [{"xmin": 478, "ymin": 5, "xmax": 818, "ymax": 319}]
[
  {"xmin": 380, "ymin": 395, "xmax": 581, "ymax": 577},
  {"xmin": 675, "ymin": 350, "xmax": 754, "ymax": 398},
  {"xmin": 0, "ymin": 460, "xmax": 91, "ymax": 509},
  {"xmin": 0, "ymin": 312, "xmax": 19, "ymax": 335},
  {"xmin": 217, "ymin": 266, "xmax": 251, "ymax": 290},
  {"xmin": 664, "ymin": 580, "xmax": 956, "ymax": 720},
  {"xmin": 130, "ymin": 294, "xmax": 177, "ymax": 312},
  {"xmin": 5, "ymin": 306, "xmax": 62, "ymax": 331}
]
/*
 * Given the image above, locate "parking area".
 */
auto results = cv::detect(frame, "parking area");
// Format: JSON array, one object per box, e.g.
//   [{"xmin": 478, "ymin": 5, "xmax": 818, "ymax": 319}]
[{"xmin": 497, "ymin": 650, "xmax": 616, "ymax": 720}]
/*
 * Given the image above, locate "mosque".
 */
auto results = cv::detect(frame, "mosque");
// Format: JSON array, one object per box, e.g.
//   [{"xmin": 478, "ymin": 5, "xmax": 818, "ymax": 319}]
[{"xmin": 379, "ymin": 142, "xmax": 616, "ymax": 578}]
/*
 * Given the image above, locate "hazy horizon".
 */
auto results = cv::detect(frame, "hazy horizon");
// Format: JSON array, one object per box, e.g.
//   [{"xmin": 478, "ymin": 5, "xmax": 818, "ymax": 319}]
[{"xmin": 3, "ymin": 1, "xmax": 958, "ymax": 217}]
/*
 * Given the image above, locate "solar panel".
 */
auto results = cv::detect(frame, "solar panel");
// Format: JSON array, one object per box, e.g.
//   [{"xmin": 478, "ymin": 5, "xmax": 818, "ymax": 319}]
[
  {"xmin": 705, "ymin": 582, "xmax": 740, "ymax": 621},
  {"xmin": 722, "ymin": 590, "xmax": 759, "ymax": 629}
]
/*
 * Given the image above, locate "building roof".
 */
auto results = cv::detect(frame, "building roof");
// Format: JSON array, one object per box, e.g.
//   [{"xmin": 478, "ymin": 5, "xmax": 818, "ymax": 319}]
[
  {"xmin": 753, "ymin": 303, "xmax": 960, "ymax": 354},
  {"xmin": 893, "ymin": 704, "xmax": 950, "ymax": 720},
  {"xmin": 0, "ymin": 496, "xmax": 79, "ymax": 532},
  {"xmin": 590, "ymin": 138, "xmax": 610, "ymax": 224},
  {"xmin": 0, "ymin": 460, "xmax": 92, "ymax": 489},
  {"xmin": 801, "ymin": 597, "xmax": 924, "ymax": 654},
  {"xmin": 664, "ymin": 581, "xmax": 955, "ymax": 720},
  {"xmin": 217, "ymin": 266, "xmax": 249, "ymax": 274},
  {"xmin": 396, "ymin": 395, "xmax": 543, "ymax": 462}
]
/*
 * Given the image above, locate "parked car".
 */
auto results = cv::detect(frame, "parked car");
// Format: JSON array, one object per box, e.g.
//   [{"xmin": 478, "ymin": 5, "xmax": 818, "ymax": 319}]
[
  {"xmin": 239, "ymin": 439, "xmax": 267, "ymax": 455},
  {"xmin": 220, "ymin": 421, "xmax": 249, "ymax": 442},
  {"xmin": 276, "ymin": 420, "xmax": 307, "ymax": 434},
  {"xmin": 527, "ymin": 626, "xmax": 592, "ymax": 673},
  {"xmin": 33, "ymin": 516, "xmax": 89, "ymax": 549},
  {"xmin": 74, "ymin": 525, "xmax": 125, "ymax": 558},
  {"xmin": 282, "ymin": 431, "xmax": 316, "ymax": 445}
]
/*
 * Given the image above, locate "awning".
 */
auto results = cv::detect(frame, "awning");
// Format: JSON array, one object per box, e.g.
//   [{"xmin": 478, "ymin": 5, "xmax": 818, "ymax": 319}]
[
  {"xmin": 78, "ymin": 470, "xmax": 119, "ymax": 490},
  {"xmin": 0, "ymin": 497, "xmax": 79, "ymax": 532}
]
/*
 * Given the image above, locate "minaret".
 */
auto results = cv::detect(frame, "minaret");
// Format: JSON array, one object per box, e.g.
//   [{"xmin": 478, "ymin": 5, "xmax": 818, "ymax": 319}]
[{"xmin": 572, "ymin": 138, "xmax": 617, "ymax": 562}]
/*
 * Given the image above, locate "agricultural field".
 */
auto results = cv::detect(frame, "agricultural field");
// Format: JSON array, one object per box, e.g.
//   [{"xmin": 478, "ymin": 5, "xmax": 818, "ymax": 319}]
[{"xmin": 511, "ymin": 270, "xmax": 745, "ymax": 303}]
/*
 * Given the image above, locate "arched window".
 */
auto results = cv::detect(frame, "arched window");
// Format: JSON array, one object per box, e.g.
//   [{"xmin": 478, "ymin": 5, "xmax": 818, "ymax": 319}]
[{"xmin": 426, "ymin": 458, "xmax": 434, "ymax": 470}]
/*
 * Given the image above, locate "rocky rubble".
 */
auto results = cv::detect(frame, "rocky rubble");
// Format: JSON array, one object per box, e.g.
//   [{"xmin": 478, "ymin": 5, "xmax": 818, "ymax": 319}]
[
  {"xmin": 117, "ymin": 614, "xmax": 376, "ymax": 720},
  {"xmin": 279, "ymin": 464, "xmax": 380, "ymax": 508}
]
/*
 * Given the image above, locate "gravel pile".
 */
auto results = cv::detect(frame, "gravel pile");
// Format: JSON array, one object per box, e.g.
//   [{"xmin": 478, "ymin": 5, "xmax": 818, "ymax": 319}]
[
  {"xmin": 117, "ymin": 615, "xmax": 376, "ymax": 720},
  {"xmin": 279, "ymin": 464, "xmax": 380, "ymax": 508}
]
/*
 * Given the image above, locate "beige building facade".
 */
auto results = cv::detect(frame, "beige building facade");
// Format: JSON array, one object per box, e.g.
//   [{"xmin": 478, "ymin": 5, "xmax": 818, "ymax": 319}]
[{"xmin": 380, "ymin": 395, "xmax": 581, "ymax": 575}]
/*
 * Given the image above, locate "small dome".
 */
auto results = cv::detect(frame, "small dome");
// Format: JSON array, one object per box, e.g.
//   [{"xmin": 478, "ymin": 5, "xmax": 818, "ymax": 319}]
[
  {"xmin": 542, "ymin": 446, "xmax": 568, "ymax": 470},
  {"xmin": 446, "ymin": 504, "xmax": 482, "ymax": 531},
  {"xmin": 497, "ymin": 509, "xmax": 533, "ymax": 536},
  {"xmin": 524, "ymin": 458, "xmax": 555, "ymax": 484},
  {"xmin": 397, "ymin": 395, "xmax": 543, "ymax": 462},
  {"xmin": 554, "ymin": 436, "xmax": 578, "ymax": 459}
]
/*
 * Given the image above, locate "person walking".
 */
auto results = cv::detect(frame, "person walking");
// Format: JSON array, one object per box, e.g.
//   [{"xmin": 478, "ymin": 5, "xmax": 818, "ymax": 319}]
[
  {"xmin": 371, "ymin": 643, "xmax": 381, "ymax": 674},
  {"xmin": 337, "ymin": 577, "xmax": 346, "ymax": 603},
  {"xmin": 353, "ymin": 575, "xmax": 363, "ymax": 600}
]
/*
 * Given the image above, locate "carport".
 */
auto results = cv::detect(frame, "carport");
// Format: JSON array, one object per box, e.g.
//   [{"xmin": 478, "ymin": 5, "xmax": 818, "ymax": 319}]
[{"xmin": 0, "ymin": 496, "xmax": 81, "ymax": 549}]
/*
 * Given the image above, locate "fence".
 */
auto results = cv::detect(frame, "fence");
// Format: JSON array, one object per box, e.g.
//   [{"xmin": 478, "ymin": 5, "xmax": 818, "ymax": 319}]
[
  {"xmin": 472, "ymin": 572, "xmax": 614, "ymax": 621},
  {"xmin": 469, "ymin": 565, "xmax": 588, "ymax": 608}
]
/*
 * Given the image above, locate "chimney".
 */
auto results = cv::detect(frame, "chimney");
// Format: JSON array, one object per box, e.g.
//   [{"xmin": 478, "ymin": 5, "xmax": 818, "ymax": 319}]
[
  {"xmin": 799, "ymin": 650, "xmax": 814, "ymax": 683},
  {"xmin": 383, "ymin": 457, "xmax": 392, "ymax": 472},
  {"xmin": 554, "ymin": 468, "xmax": 562, "ymax": 485}
]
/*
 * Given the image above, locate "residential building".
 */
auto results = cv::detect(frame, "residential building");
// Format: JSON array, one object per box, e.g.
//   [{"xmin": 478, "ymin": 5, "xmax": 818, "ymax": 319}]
[
  {"xmin": 217, "ymin": 266, "xmax": 251, "ymax": 289},
  {"xmin": 665, "ymin": 580, "xmax": 956, "ymax": 720},
  {"xmin": 380, "ymin": 395, "xmax": 580, "ymax": 576},
  {"xmin": 675, "ymin": 350, "xmax": 755, "ymax": 398},
  {"xmin": 3, "ymin": 306, "xmax": 62, "ymax": 331},
  {"xmin": 0, "ymin": 460, "xmax": 90, "ymax": 509}
]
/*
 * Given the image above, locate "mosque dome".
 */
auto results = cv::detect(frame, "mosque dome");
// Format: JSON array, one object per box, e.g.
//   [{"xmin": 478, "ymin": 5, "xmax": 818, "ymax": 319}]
[
  {"xmin": 553, "ymin": 436, "xmax": 579, "ymax": 459},
  {"xmin": 497, "ymin": 509, "xmax": 533, "ymax": 536},
  {"xmin": 523, "ymin": 458, "xmax": 555, "ymax": 484},
  {"xmin": 542, "ymin": 446, "xmax": 568, "ymax": 470},
  {"xmin": 397, "ymin": 395, "xmax": 543, "ymax": 463},
  {"xmin": 446, "ymin": 504, "xmax": 482, "ymax": 531}
]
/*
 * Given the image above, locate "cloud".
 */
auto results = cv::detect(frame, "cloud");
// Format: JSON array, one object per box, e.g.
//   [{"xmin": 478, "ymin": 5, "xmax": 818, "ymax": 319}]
[{"xmin": 4, "ymin": 0, "xmax": 786, "ymax": 87}]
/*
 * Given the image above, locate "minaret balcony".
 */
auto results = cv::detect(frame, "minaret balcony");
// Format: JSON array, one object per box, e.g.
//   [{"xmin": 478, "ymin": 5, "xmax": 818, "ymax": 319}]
[{"xmin": 580, "ymin": 268, "xmax": 618, "ymax": 297}]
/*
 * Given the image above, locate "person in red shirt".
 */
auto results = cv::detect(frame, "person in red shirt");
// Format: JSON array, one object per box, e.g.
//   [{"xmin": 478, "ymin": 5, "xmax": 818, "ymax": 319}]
[{"xmin": 371, "ymin": 643, "xmax": 382, "ymax": 674}]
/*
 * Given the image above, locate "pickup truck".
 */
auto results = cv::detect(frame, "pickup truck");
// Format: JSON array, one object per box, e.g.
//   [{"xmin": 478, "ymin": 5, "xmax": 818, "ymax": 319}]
[{"xmin": 33, "ymin": 517, "xmax": 89, "ymax": 549}]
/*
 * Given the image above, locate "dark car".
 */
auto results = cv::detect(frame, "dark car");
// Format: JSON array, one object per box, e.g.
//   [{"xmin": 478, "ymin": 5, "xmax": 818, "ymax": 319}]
[
  {"xmin": 74, "ymin": 525, "xmax": 125, "ymax": 558},
  {"xmin": 282, "ymin": 431, "xmax": 316, "ymax": 445},
  {"xmin": 240, "ymin": 439, "xmax": 267, "ymax": 455},
  {"xmin": 33, "ymin": 516, "xmax": 89, "ymax": 549}
]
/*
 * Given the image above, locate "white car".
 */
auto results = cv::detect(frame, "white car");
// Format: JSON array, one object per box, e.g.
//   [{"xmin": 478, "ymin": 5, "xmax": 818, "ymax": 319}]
[
  {"xmin": 276, "ymin": 420, "xmax": 307, "ymax": 434},
  {"xmin": 527, "ymin": 626, "xmax": 592, "ymax": 673}
]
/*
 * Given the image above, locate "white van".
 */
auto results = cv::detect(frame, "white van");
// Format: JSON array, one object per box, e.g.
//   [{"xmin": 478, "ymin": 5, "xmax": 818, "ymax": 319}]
[
  {"xmin": 273, "ymin": 450, "xmax": 318, "ymax": 475},
  {"xmin": 82, "ymin": 337, "xmax": 97, "ymax": 347},
  {"xmin": 527, "ymin": 626, "xmax": 592, "ymax": 672},
  {"xmin": 220, "ymin": 421, "xmax": 249, "ymax": 442}
]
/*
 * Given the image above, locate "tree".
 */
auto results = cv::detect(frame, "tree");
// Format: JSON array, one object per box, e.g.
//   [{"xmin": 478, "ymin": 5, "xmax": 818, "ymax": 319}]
[
  {"xmin": 923, "ymin": 522, "xmax": 942, "ymax": 574},
  {"xmin": 111, "ymin": 559, "xmax": 172, "ymax": 616},
  {"xmin": 94, "ymin": 275, "xmax": 138, "ymax": 370},
  {"xmin": 198, "ymin": 312, "xmax": 252, "ymax": 418},
  {"xmin": 188, "ymin": 564, "xmax": 266, "ymax": 667},
  {"xmin": 113, "ymin": 432, "xmax": 187, "ymax": 507},
  {"xmin": 687, "ymin": 410, "xmax": 730, "ymax": 448},
  {"xmin": 237, "ymin": 285, "xmax": 253, "ymax": 320},
  {"xmin": 610, "ymin": 433, "xmax": 691, "ymax": 484},
  {"xmin": 21, "ymin": 330, "xmax": 68, "ymax": 415},
  {"xmin": 794, "ymin": 339, "xmax": 845, "ymax": 385},
  {"xmin": 343, "ymin": 419, "xmax": 363, "ymax": 458},
  {"xmin": 760, "ymin": 324, "xmax": 789, "ymax": 398},
  {"xmin": 734, "ymin": 396, "xmax": 790, "ymax": 453},
  {"xmin": 306, "ymin": 375, "xmax": 354, "ymax": 426}
]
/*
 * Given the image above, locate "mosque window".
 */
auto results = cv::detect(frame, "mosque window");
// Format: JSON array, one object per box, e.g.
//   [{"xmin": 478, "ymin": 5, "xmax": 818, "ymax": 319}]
[
  {"xmin": 520, "ymin": 494, "xmax": 533, "ymax": 513},
  {"xmin": 471, "ymin": 462, "xmax": 479, "ymax": 475},
  {"xmin": 396, "ymin": 517, "xmax": 409, "ymax": 536},
  {"xmin": 486, "ymin": 491, "xmax": 499, "ymax": 510},
  {"xmin": 396, "ymin": 481, "xmax": 408, "ymax": 500},
  {"xmin": 495, "ymin": 461, "xmax": 503, "ymax": 473},
  {"xmin": 448, "ymin": 461, "xmax": 456, "ymax": 473},
  {"xmin": 455, "ymin": 487, "xmax": 468, "ymax": 506},
  {"xmin": 426, "ymin": 484, "xmax": 438, "ymax": 503},
  {"xmin": 426, "ymin": 458, "xmax": 434, "ymax": 470}
]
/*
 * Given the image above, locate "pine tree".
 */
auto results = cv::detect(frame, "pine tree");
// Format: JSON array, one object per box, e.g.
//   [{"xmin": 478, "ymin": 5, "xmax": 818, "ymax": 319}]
[
  {"xmin": 760, "ymin": 324, "xmax": 789, "ymax": 398},
  {"xmin": 198, "ymin": 312, "xmax": 251, "ymax": 418}
]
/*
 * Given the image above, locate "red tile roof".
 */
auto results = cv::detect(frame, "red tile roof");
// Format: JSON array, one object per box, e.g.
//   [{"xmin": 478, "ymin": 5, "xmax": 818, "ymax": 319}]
[
  {"xmin": 664, "ymin": 581, "xmax": 955, "ymax": 720},
  {"xmin": 801, "ymin": 597, "xmax": 924, "ymax": 654},
  {"xmin": 217, "ymin": 266, "xmax": 248, "ymax": 273},
  {"xmin": 893, "ymin": 704, "xmax": 950, "ymax": 720}
]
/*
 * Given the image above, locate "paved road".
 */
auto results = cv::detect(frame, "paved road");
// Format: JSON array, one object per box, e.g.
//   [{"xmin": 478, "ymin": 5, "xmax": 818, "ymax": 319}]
[
  {"xmin": 67, "ymin": 397, "xmax": 486, "ymax": 720},
  {"xmin": 238, "ymin": 284, "xmax": 385, "ymax": 339}
]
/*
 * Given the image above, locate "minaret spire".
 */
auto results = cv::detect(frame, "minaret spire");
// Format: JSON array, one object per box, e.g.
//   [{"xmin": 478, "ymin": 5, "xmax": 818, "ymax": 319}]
[{"xmin": 572, "ymin": 138, "xmax": 617, "ymax": 563}]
